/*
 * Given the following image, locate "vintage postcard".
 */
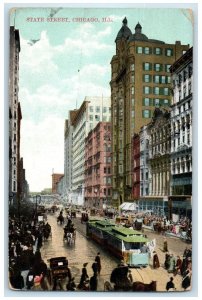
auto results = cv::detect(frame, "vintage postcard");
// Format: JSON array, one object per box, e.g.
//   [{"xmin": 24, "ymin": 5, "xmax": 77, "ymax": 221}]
[{"xmin": 8, "ymin": 7, "xmax": 193, "ymax": 293}]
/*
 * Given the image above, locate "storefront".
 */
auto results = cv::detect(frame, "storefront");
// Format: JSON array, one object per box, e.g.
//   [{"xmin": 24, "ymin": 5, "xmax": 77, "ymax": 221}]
[
  {"xmin": 138, "ymin": 196, "xmax": 169, "ymax": 217},
  {"xmin": 168, "ymin": 196, "xmax": 192, "ymax": 220}
]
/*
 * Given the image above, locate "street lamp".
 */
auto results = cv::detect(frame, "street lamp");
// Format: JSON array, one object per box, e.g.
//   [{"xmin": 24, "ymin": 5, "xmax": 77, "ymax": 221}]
[{"xmin": 35, "ymin": 194, "xmax": 41, "ymax": 213}]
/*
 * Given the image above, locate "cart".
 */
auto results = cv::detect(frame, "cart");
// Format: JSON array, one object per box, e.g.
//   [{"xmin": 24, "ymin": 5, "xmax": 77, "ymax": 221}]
[{"xmin": 48, "ymin": 256, "xmax": 69, "ymax": 284}]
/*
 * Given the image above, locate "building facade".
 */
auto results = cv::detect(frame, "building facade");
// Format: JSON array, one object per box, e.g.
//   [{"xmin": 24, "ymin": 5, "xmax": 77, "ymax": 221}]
[
  {"xmin": 132, "ymin": 134, "xmax": 140, "ymax": 200},
  {"xmin": 110, "ymin": 18, "xmax": 189, "ymax": 207},
  {"xmin": 144, "ymin": 108, "xmax": 171, "ymax": 216},
  {"xmin": 71, "ymin": 97, "xmax": 111, "ymax": 206},
  {"xmin": 52, "ymin": 173, "xmax": 64, "ymax": 194},
  {"xmin": 139, "ymin": 125, "xmax": 150, "ymax": 197},
  {"xmin": 169, "ymin": 47, "xmax": 193, "ymax": 219},
  {"xmin": 64, "ymin": 110, "xmax": 78, "ymax": 202},
  {"xmin": 9, "ymin": 26, "xmax": 21, "ymax": 206},
  {"xmin": 84, "ymin": 122, "xmax": 112, "ymax": 210},
  {"xmin": 56, "ymin": 175, "xmax": 65, "ymax": 196}
]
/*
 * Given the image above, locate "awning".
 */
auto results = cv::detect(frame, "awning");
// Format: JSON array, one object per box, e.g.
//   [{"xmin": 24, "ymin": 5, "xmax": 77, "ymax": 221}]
[{"xmin": 119, "ymin": 202, "xmax": 138, "ymax": 211}]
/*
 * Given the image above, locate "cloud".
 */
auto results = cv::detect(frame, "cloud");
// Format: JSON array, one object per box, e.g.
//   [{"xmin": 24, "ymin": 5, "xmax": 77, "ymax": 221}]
[
  {"xmin": 20, "ymin": 31, "xmax": 58, "ymax": 73},
  {"xmin": 18, "ymin": 22, "xmax": 112, "ymax": 191},
  {"xmin": 21, "ymin": 117, "xmax": 64, "ymax": 191}
]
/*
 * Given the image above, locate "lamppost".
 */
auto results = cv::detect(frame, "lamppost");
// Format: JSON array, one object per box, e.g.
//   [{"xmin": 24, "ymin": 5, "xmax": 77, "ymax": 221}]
[{"xmin": 35, "ymin": 194, "xmax": 41, "ymax": 213}]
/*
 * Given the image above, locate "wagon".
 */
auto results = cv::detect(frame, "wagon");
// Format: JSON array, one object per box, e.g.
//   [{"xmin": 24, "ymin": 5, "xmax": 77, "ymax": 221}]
[
  {"xmin": 48, "ymin": 257, "xmax": 69, "ymax": 284},
  {"xmin": 81, "ymin": 212, "xmax": 89, "ymax": 223}
]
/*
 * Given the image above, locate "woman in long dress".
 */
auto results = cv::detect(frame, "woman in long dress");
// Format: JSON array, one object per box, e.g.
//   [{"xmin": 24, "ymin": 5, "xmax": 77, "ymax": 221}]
[{"xmin": 153, "ymin": 251, "xmax": 160, "ymax": 269}]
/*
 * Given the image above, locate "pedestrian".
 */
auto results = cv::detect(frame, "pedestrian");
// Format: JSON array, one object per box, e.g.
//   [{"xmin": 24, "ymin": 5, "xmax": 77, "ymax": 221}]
[
  {"xmin": 166, "ymin": 277, "xmax": 175, "ymax": 291},
  {"xmin": 167, "ymin": 253, "xmax": 176, "ymax": 273},
  {"xmin": 78, "ymin": 263, "xmax": 89, "ymax": 290},
  {"xmin": 163, "ymin": 238, "xmax": 168, "ymax": 252},
  {"xmin": 95, "ymin": 252, "xmax": 101, "ymax": 275},
  {"xmin": 31, "ymin": 274, "xmax": 43, "ymax": 291},
  {"xmin": 26, "ymin": 267, "xmax": 34, "ymax": 290},
  {"xmin": 128, "ymin": 269, "xmax": 133, "ymax": 284},
  {"xmin": 92, "ymin": 259, "xmax": 98, "ymax": 275},
  {"xmin": 153, "ymin": 251, "xmax": 160, "ymax": 269},
  {"xmin": 182, "ymin": 268, "xmax": 192, "ymax": 290},
  {"xmin": 9, "ymin": 269, "xmax": 24, "ymax": 290},
  {"xmin": 89, "ymin": 273, "xmax": 98, "ymax": 291},
  {"xmin": 66, "ymin": 277, "xmax": 76, "ymax": 291},
  {"xmin": 174, "ymin": 256, "xmax": 182, "ymax": 276},
  {"xmin": 164, "ymin": 252, "xmax": 170, "ymax": 270}
]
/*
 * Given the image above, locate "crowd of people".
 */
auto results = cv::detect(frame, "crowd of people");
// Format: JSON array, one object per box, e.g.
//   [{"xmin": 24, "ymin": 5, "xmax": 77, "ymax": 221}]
[
  {"xmin": 9, "ymin": 215, "xmax": 51, "ymax": 290},
  {"xmin": 8, "ymin": 208, "xmax": 192, "ymax": 292}
]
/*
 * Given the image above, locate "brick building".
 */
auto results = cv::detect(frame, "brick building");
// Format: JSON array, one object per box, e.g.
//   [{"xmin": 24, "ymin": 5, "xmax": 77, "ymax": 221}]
[
  {"xmin": 52, "ymin": 173, "xmax": 64, "ymax": 194},
  {"xmin": 110, "ymin": 18, "xmax": 189, "ymax": 207},
  {"xmin": 84, "ymin": 122, "xmax": 112, "ymax": 210}
]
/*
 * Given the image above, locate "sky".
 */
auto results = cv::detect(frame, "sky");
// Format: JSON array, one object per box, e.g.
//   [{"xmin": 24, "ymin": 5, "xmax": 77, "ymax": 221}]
[{"xmin": 10, "ymin": 7, "xmax": 193, "ymax": 192}]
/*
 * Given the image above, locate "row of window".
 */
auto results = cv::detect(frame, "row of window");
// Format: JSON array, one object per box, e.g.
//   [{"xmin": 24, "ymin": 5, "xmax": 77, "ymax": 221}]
[
  {"xmin": 143, "ymin": 74, "xmax": 171, "ymax": 84},
  {"xmin": 89, "ymin": 117, "xmax": 111, "ymax": 129},
  {"xmin": 142, "ymin": 108, "xmax": 169, "ymax": 118},
  {"xmin": 136, "ymin": 46, "xmax": 175, "ymax": 56},
  {"xmin": 143, "ymin": 63, "xmax": 171, "ymax": 72},
  {"xmin": 142, "ymin": 98, "xmax": 170, "ymax": 107},
  {"xmin": 143, "ymin": 86, "xmax": 170, "ymax": 96},
  {"xmin": 89, "ymin": 106, "xmax": 111, "ymax": 113}
]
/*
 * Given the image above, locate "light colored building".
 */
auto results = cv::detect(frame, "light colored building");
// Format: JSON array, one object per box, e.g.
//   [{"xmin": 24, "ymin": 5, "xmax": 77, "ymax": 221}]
[
  {"xmin": 138, "ymin": 108, "xmax": 171, "ymax": 216},
  {"xmin": 139, "ymin": 126, "xmax": 150, "ymax": 197},
  {"xmin": 64, "ymin": 110, "xmax": 78, "ymax": 203},
  {"xmin": 110, "ymin": 18, "xmax": 189, "ymax": 207},
  {"xmin": 71, "ymin": 96, "xmax": 111, "ymax": 206},
  {"xmin": 56, "ymin": 175, "xmax": 65, "ymax": 196},
  {"xmin": 169, "ymin": 47, "xmax": 193, "ymax": 219},
  {"xmin": 84, "ymin": 122, "xmax": 112, "ymax": 210}
]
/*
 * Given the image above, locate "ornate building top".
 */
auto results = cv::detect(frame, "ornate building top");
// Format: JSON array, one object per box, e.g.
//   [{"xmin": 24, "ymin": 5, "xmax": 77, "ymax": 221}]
[{"xmin": 115, "ymin": 17, "xmax": 132, "ymax": 42}]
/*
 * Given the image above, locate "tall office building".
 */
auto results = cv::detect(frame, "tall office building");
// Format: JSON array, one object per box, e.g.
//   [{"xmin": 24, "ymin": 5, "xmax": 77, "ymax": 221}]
[
  {"xmin": 110, "ymin": 18, "xmax": 189, "ymax": 207},
  {"xmin": 9, "ymin": 26, "xmax": 21, "ymax": 206},
  {"xmin": 70, "ymin": 96, "xmax": 111, "ymax": 206},
  {"xmin": 169, "ymin": 47, "xmax": 193, "ymax": 219}
]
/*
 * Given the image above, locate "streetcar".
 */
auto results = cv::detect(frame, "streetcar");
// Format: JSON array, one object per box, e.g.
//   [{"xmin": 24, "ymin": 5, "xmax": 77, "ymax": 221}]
[{"xmin": 86, "ymin": 220, "xmax": 150, "ymax": 267}]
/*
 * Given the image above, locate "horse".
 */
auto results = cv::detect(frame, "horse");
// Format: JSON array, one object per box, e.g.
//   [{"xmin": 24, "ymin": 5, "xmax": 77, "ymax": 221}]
[
  {"xmin": 57, "ymin": 215, "xmax": 64, "ymax": 225},
  {"xmin": 132, "ymin": 281, "xmax": 157, "ymax": 292},
  {"xmin": 103, "ymin": 280, "xmax": 157, "ymax": 292}
]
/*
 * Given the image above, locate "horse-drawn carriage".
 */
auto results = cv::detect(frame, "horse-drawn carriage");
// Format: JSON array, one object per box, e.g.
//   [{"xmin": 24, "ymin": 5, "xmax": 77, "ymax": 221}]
[
  {"xmin": 63, "ymin": 221, "xmax": 76, "ymax": 245},
  {"xmin": 48, "ymin": 256, "xmax": 71, "ymax": 285},
  {"xmin": 104, "ymin": 265, "xmax": 157, "ymax": 292},
  {"xmin": 133, "ymin": 218, "xmax": 143, "ymax": 231},
  {"xmin": 57, "ymin": 211, "xmax": 64, "ymax": 225},
  {"xmin": 81, "ymin": 212, "xmax": 89, "ymax": 223}
]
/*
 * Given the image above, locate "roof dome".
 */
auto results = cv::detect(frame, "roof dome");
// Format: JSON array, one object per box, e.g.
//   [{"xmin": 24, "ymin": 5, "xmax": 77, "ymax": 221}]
[
  {"xmin": 115, "ymin": 17, "xmax": 132, "ymax": 42},
  {"xmin": 135, "ymin": 22, "xmax": 142, "ymax": 31},
  {"xmin": 128, "ymin": 22, "xmax": 149, "ymax": 42}
]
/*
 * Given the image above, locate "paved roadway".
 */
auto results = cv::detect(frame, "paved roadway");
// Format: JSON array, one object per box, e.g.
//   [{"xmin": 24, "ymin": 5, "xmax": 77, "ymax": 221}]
[{"xmin": 40, "ymin": 213, "xmax": 191, "ymax": 292}]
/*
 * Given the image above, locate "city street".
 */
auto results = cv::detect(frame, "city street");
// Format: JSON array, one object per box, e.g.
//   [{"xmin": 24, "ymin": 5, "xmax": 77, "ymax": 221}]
[{"xmin": 40, "ymin": 213, "xmax": 191, "ymax": 292}]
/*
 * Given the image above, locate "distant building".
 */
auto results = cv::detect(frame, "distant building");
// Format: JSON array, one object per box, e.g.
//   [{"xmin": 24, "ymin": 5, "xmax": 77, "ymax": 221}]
[
  {"xmin": 169, "ymin": 47, "xmax": 193, "ymax": 219},
  {"xmin": 84, "ymin": 122, "xmax": 112, "ymax": 210},
  {"xmin": 52, "ymin": 173, "xmax": 64, "ymax": 194},
  {"xmin": 64, "ymin": 110, "xmax": 77, "ymax": 202},
  {"xmin": 110, "ymin": 18, "xmax": 189, "ymax": 207},
  {"xmin": 70, "ymin": 96, "xmax": 111, "ymax": 206},
  {"xmin": 56, "ymin": 175, "xmax": 65, "ymax": 196}
]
